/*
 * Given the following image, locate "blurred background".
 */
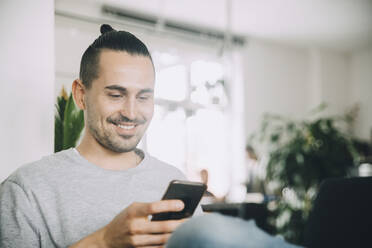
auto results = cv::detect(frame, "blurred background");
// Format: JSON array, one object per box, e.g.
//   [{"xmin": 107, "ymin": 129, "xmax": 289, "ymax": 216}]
[{"xmin": 1, "ymin": 0, "xmax": 372, "ymax": 244}]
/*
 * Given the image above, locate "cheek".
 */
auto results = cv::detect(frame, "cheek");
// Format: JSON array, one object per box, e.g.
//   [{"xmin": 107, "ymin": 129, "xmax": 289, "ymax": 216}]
[
  {"xmin": 140, "ymin": 103, "xmax": 154, "ymax": 120},
  {"xmin": 98, "ymin": 98, "xmax": 121, "ymax": 118}
]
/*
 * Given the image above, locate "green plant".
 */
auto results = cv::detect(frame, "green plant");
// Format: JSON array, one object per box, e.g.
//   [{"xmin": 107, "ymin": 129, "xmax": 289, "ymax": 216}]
[
  {"xmin": 54, "ymin": 87, "xmax": 84, "ymax": 152},
  {"xmin": 251, "ymin": 106, "xmax": 360, "ymax": 245}
]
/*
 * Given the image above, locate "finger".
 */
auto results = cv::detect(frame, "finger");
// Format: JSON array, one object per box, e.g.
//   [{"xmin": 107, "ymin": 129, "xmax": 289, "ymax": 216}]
[
  {"xmin": 129, "ymin": 218, "xmax": 187, "ymax": 234},
  {"xmin": 128, "ymin": 200, "xmax": 184, "ymax": 217},
  {"xmin": 149, "ymin": 218, "xmax": 188, "ymax": 233},
  {"xmin": 148, "ymin": 200, "xmax": 185, "ymax": 215},
  {"xmin": 129, "ymin": 233, "xmax": 171, "ymax": 246},
  {"xmin": 137, "ymin": 246, "xmax": 163, "ymax": 248}
]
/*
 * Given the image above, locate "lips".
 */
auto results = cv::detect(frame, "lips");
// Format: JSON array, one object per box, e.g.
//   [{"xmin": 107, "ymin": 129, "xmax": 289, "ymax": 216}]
[
  {"xmin": 110, "ymin": 121, "xmax": 140, "ymax": 137},
  {"xmin": 107, "ymin": 115, "xmax": 146, "ymax": 137}
]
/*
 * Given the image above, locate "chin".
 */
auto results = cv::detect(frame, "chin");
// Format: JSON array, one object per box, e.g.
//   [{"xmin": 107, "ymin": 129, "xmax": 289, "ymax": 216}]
[
  {"xmin": 112, "ymin": 140, "xmax": 141, "ymax": 153},
  {"xmin": 107, "ymin": 145, "xmax": 136, "ymax": 153}
]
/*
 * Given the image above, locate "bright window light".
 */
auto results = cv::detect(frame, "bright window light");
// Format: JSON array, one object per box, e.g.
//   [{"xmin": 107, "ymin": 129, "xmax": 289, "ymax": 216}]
[
  {"xmin": 186, "ymin": 109, "xmax": 230, "ymax": 197},
  {"xmin": 190, "ymin": 60, "xmax": 224, "ymax": 86},
  {"xmin": 152, "ymin": 51, "xmax": 179, "ymax": 66},
  {"xmin": 146, "ymin": 51, "xmax": 239, "ymax": 199},
  {"xmin": 146, "ymin": 105, "xmax": 187, "ymax": 171},
  {"xmin": 155, "ymin": 65, "xmax": 187, "ymax": 101}
]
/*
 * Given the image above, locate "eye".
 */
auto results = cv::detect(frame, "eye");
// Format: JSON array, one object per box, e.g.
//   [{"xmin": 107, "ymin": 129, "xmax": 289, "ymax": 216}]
[
  {"xmin": 138, "ymin": 94, "xmax": 152, "ymax": 101},
  {"xmin": 109, "ymin": 94, "xmax": 122, "ymax": 98}
]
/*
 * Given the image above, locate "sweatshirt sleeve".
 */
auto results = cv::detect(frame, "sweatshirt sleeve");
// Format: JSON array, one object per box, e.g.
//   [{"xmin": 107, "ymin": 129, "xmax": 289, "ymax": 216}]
[{"xmin": 0, "ymin": 180, "xmax": 41, "ymax": 248}]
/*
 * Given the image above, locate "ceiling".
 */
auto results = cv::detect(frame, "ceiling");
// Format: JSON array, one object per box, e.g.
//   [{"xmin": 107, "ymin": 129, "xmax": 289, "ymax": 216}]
[{"xmin": 100, "ymin": 0, "xmax": 372, "ymax": 52}]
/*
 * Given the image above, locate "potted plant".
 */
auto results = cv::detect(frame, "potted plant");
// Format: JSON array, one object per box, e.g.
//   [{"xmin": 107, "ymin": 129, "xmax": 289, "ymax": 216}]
[{"xmin": 250, "ymin": 105, "xmax": 360, "ymax": 245}]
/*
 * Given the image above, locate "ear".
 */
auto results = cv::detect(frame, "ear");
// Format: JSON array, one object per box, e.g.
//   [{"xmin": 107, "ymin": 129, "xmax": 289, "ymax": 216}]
[{"xmin": 72, "ymin": 79, "xmax": 86, "ymax": 110}]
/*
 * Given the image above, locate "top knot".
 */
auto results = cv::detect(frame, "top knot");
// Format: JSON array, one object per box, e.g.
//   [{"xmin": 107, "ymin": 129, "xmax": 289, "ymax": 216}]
[{"xmin": 100, "ymin": 24, "xmax": 115, "ymax": 34}]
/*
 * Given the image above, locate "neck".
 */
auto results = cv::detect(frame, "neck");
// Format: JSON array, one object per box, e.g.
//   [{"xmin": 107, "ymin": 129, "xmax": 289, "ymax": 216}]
[{"xmin": 76, "ymin": 133, "xmax": 142, "ymax": 171}]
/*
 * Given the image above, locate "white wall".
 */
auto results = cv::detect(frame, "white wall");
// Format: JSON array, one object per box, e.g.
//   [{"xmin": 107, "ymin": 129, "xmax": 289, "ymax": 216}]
[
  {"xmin": 0, "ymin": 1, "xmax": 54, "ymax": 182},
  {"xmin": 243, "ymin": 40, "xmax": 309, "ymax": 137},
  {"xmin": 55, "ymin": 16, "xmax": 98, "ymax": 96},
  {"xmin": 350, "ymin": 46, "xmax": 372, "ymax": 140},
  {"xmin": 243, "ymin": 39, "xmax": 354, "ymax": 139},
  {"xmin": 314, "ymin": 50, "xmax": 350, "ymax": 116}
]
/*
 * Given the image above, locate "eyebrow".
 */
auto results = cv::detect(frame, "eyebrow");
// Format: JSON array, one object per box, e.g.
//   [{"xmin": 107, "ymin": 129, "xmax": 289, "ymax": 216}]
[
  {"xmin": 138, "ymin": 88, "xmax": 154, "ymax": 94},
  {"xmin": 104, "ymin": 85, "xmax": 154, "ymax": 95}
]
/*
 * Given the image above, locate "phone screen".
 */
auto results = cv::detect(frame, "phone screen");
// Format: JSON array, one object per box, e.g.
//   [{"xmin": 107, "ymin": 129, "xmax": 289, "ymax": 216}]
[{"xmin": 151, "ymin": 180, "xmax": 207, "ymax": 221}]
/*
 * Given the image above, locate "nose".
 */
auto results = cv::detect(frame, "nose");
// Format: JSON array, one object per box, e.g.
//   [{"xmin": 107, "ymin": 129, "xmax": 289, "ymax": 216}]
[{"xmin": 120, "ymin": 98, "xmax": 137, "ymax": 121}]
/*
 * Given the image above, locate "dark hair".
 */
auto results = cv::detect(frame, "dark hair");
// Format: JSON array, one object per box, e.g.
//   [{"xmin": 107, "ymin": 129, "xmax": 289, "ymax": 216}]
[{"xmin": 79, "ymin": 24, "xmax": 153, "ymax": 89}]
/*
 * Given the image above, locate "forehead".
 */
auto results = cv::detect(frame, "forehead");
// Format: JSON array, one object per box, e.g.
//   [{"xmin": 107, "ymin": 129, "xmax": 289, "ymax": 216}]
[{"xmin": 96, "ymin": 50, "xmax": 155, "ymax": 89}]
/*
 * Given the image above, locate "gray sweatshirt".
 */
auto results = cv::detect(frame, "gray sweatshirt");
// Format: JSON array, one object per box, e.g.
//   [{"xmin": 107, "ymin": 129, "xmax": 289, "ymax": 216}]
[{"xmin": 0, "ymin": 148, "xmax": 185, "ymax": 247}]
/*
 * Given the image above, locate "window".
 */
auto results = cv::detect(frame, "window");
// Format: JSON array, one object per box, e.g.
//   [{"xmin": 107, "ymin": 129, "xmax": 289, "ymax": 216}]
[{"xmin": 146, "ymin": 51, "xmax": 231, "ymax": 197}]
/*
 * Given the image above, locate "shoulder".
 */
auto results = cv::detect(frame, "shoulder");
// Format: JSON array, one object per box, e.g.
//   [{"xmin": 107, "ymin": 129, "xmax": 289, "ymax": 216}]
[{"xmin": 3, "ymin": 149, "xmax": 75, "ymax": 189}]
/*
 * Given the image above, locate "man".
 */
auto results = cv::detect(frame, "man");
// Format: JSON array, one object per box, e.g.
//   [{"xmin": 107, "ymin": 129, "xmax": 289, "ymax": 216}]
[
  {"xmin": 1, "ymin": 24, "xmax": 302, "ymax": 248},
  {"xmin": 0, "ymin": 24, "xmax": 187, "ymax": 248}
]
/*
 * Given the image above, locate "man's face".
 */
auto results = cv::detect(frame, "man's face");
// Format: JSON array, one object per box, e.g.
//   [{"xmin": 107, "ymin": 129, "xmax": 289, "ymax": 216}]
[{"xmin": 84, "ymin": 50, "xmax": 155, "ymax": 153}]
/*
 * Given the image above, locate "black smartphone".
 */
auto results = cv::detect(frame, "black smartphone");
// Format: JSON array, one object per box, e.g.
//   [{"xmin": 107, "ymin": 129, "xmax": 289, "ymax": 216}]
[{"xmin": 151, "ymin": 180, "xmax": 207, "ymax": 221}]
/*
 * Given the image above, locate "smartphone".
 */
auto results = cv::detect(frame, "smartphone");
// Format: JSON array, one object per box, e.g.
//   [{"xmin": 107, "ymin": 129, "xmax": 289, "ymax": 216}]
[{"xmin": 151, "ymin": 180, "xmax": 207, "ymax": 221}]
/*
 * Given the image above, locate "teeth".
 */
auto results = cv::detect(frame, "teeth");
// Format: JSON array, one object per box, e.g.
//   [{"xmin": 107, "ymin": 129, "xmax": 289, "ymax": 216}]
[{"xmin": 117, "ymin": 124, "xmax": 135, "ymax": 130}]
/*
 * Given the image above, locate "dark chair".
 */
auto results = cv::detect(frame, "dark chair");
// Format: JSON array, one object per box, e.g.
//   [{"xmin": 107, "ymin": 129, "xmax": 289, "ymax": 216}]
[{"xmin": 304, "ymin": 176, "xmax": 372, "ymax": 248}]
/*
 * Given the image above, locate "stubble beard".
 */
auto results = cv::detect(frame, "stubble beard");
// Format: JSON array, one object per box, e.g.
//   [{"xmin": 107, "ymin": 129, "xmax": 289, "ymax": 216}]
[{"xmin": 86, "ymin": 110, "xmax": 146, "ymax": 154}]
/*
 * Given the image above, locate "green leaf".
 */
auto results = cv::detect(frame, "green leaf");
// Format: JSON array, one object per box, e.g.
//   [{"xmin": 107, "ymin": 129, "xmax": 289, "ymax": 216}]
[
  {"xmin": 62, "ymin": 93, "xmax": 84, "ymax": 150},
  {"xmin": 55, "ymin": 90, "xmax": 84, "ymax": 152}
]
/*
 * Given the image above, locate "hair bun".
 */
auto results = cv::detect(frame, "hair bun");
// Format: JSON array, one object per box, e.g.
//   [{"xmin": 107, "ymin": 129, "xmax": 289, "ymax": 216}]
[{"xmin": 100, "ymin": 24, "xmax": 115, "ymax": 34}]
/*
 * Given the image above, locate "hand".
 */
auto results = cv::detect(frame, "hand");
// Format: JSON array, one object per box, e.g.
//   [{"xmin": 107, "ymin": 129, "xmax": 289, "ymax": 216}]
[{"xmin": 102, "ymin": 200, "xmax": 186, "ymax": 248}]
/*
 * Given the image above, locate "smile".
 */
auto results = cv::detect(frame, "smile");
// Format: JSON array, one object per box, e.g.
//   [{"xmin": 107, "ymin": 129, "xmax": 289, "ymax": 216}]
[{"xmin": 116, "ymin": 124, "xmax": 136, "ymax": 130}]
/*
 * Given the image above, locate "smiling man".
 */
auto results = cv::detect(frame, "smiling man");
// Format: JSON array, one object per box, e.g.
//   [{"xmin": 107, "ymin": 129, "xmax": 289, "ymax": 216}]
[
  {"xmin": 75, "ymin": 49, "xmax": 155, "ymax": 169},
  {"xmin": 0, "ymin": 24, "xmax": 186, "ymax": 248}
]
